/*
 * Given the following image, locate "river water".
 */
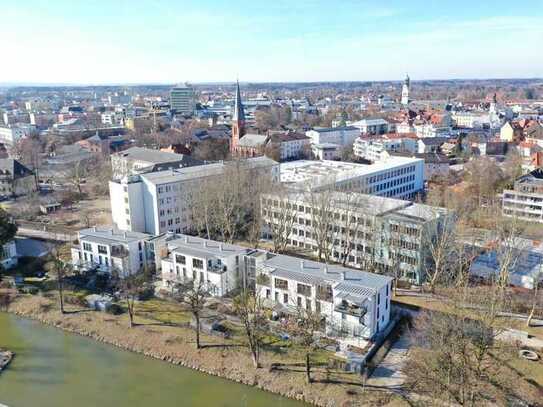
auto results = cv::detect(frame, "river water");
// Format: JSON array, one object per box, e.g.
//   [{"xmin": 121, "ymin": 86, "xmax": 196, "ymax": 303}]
[{"xmin": 0, "ymin": 313, "xmax": 303, "ymax": 407}]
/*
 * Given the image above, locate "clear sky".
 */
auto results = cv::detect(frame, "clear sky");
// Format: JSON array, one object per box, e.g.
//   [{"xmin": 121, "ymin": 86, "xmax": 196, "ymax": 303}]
[{"xmin": 2, "ymin": 0, "xmax": 542, "ymax": 84}]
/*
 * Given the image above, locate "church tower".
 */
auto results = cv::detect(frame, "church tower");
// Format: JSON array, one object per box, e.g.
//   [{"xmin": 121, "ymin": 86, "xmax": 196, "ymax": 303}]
[
  {"xmin": 230, "ymin": 80, "xmax": 246, "ymax": 154},
  {"xmin": 401, "ymin": 74, "xmax": 410, "ymax": 106}
]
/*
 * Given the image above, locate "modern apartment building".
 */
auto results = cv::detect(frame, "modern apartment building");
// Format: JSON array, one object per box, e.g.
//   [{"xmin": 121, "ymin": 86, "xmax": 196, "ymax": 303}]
[
  {"xmin": 279, "ymin": 157, "xmax": 424, "ymax": 200},
  {"xmin": 170, "ymin": 83, "xmax": 195, "ymax": 115},
  {"xmin": 261, "ymin": 191, "xmax": 450, "ymax": 283},
  {"xmin": 70, "ymin": 227, "xmax": 153, "ymax": 277},
  {"xmin": 353, "ymin": 136, "xmax": 417, "ymax": 162},
  {"xmin": 157, "ymin": 233, "xmax": 392, "ymax": 341},
  {"xmin": 109, "ymin": 157, "xmax": 279, "ymax": 235},
  {"xmin": 350, "ymin": 118, "xmax": 390, "ymax": 136},
  {"xmin": 255, "ymin": 254, "xmax": 392, "ymax": 340},
  {"xmin": 502, "ymin": 169, "xmax": 543, "ymax": 223},
  {"xmin": 159, "ymin": 234, "xmax": 254, "ymax": 296}
]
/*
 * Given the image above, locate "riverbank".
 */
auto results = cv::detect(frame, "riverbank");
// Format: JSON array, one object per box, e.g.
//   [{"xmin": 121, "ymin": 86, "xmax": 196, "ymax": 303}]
[
  {"xmin": 0, "ymin": 350, "xmax": 13, "ymax": 373},
  {"xmin": 7, "ymin": 295, "xmax": 403, "ymax": 407}
]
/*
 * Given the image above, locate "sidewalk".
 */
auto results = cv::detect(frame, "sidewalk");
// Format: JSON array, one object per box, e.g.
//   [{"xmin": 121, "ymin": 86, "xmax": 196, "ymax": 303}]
[{"xmin": 366, "ymin": 334, "xmax": 410, "ymax": 389}]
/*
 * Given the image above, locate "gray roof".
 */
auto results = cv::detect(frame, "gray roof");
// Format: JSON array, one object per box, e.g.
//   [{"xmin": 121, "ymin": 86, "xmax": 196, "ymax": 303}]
[
  {"xmin": 115, "ymin": 147, "xmax": 194, "ymax": 165},
  {"xmin": 238, "ymin": 133, "xmax": 269, "ymax": 148},
  {"xmin": 311, "ymin": 126, "xmax": 358, "ymax": 133},
  {"xmin": 167, "ymin": 234, "xmax": 250, "ymax": 259},
  {"xmin": 79, "ymin": 227, "xmax": 151, "ymax": 245},
  {"xmin": 263, "ymin": 253, "xmax": 392, "ymax": 290}
]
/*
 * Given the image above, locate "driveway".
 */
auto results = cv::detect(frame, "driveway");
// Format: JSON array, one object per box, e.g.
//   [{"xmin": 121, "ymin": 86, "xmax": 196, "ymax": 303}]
[{"xmin": 366, "ymin": 334, "xmax": 411, "ymax": 389}]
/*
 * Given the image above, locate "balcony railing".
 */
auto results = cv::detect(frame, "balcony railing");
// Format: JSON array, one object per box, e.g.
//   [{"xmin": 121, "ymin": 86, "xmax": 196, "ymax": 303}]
[{"xmin": 334, "ymin": 301, "xmax": 367, "ymax": 318}]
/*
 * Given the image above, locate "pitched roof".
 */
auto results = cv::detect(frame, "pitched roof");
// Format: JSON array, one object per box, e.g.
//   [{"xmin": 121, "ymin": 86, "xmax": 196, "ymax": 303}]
[
  {"xmin": 232, "ymin": 80, "xmax": 245, "ymax": 123},
  {"xmin": 238, "ymin": 133, "xmax": 269, "ymax": 148}
]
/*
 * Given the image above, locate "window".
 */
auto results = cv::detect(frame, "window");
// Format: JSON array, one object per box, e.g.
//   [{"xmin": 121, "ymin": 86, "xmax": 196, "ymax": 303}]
[
  {"xmin": 175, "ymin": 254, "xmax": 186, "ymax": 264},
  {"xmin": 297, "ymin": 283, "xmax": 312, "ymax": 297},
  {"xmin": 283, "ymin": 293, "xmax": 289, "ymax": 304},
  {"xmin": 97, "ymin": 245, "xmax": 107, "ymax": 254},
  {"xmin": 297, "ymin": 296, "xmax": 302, "ymax": 307},
  {"xmin": 200, "ymin": 272, "xmax": 204, "ymax": 282},
  {"xmin": 275, "ymin": 291, "xmax": 279, "ymax": 302},
  {"xmin": 193, "ymin": 258, "xmax": 204, "ymax": 269},
  {"xmin": 83, "ymin": 242, "xmax": 92, "ymax": 251},
  {"xmin": 274, "ymin": 278, "xmax": 288, "ymax": 290},
  {"xmin": 266, "ymin": 289, "xmax": 271, "ymax": 299}
]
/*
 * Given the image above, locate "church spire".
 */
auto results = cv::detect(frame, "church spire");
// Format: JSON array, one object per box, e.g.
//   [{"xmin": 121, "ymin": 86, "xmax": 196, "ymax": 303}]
[
  {"xmin": 233, "ymin": 80, "xmax": 245, "ymax": 123},
  {"xmin": 230, "ymin": 79, "xmax": 246, "ymax": 154}
]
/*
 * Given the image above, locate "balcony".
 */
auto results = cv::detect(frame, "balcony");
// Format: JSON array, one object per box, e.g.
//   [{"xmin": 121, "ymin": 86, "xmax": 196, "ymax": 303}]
[
  {"xmin": 334, "ymin": 300, "xmax": 367, "ymax": 318},
  {"xmin": 256, "ymin": 273, "xmax": 271, "ymax": 286},
  {"xmin": 208, "ymin": 264, "xmax": 227, "ymax": 274}
]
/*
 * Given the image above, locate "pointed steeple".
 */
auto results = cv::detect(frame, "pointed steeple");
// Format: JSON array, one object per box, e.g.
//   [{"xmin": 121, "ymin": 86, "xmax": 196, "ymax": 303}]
[{"xmin": 232, "ymin": 80, "xmax": 245, "ymax": 123}]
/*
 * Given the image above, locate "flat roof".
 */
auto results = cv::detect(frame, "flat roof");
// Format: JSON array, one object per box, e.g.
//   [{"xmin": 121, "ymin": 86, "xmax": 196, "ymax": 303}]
[
  {"xmin": 114, "ymin": 147, "xmax": 190, "ymax": 164},
  {"xmin": 279, "ymin": 157, "xmax": 422, "ymax": 185},
  {"xmin": 167, "ymin": 234, "xmax": 250, "ymax": 259},
  {"xmin": 79, "ymin": 227, "xmax": 151, "ymax": 244}
]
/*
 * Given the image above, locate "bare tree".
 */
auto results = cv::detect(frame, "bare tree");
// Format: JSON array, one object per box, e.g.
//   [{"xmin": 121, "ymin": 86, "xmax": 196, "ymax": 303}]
[
  {"xmin": 173, "ymin": 279, "xmax": 212, "ymax": 349},
  {"xmin": 263, "ymin": 189, "xmax": 299, "ymax": 253},
  {"xmin": 45, "ymin": 245, "xmax": 72, "ymax": 315},
  {"xmin": 114, "ymin": 272, "xmax": 146, "ymax": 328},
  {"xmin": 308, "ymin": 187, "xmax": 336, "ymax": 262},
  {"xmin": 232, "ymin": 291, "xmax": 269, "ymax": 368},
  {"xmin": 284, "ymin": 304, "xmax": 324, "ymax": 383}
]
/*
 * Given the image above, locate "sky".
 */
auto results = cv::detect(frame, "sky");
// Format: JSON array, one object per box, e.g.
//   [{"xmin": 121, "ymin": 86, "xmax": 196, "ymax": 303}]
[{"xmin": 2, "ymin": 0, "xmax": 543, "ymax": 84}]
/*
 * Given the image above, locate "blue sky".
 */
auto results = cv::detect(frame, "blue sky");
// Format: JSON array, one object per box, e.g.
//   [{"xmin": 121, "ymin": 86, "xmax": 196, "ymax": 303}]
[{"xmin": 2, "ymin": 0, "xmax": 542, "ymax": 84}]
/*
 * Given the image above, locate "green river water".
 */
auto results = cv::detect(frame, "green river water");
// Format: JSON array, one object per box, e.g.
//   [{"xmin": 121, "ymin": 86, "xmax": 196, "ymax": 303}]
[{"xmin": 0, "ymin": 313, "xmax": 303, "ymax": 407}]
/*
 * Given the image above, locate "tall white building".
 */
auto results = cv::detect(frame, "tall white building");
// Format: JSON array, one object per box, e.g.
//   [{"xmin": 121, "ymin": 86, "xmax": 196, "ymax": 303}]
[
  {"xmin": 305, "ymin": 126, "xmax": 359, "ymax": 147},
  {"xmin": 109, "ymin": 157, "xmax": 279, "ymax": 235}
]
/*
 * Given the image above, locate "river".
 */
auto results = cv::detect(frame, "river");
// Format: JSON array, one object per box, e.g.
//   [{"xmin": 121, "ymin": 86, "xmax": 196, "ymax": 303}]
[{"xmin": 0, "ymin": 313, "xmax": 303, "ymax": 407}]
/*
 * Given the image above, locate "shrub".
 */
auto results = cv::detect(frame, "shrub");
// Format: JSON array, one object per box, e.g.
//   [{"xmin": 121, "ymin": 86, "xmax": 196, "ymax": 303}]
[{"xmin": 105, "ymin": 303, "xmax": 123, "ymax": 315}]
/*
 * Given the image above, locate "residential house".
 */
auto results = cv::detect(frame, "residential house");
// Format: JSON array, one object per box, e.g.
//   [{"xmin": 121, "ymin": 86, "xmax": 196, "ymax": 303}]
[{"xmin": 0, "ymin": 159, "xmax": 36, "ymax": 198}]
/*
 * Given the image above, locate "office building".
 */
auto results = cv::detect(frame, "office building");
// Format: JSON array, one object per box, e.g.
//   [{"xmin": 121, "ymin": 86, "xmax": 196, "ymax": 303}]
[{"xmin": 170, "ymin": 83, "xmax": 195, "ymax": 115}]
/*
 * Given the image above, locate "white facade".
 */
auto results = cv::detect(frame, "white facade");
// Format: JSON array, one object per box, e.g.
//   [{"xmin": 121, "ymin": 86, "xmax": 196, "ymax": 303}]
[
  {"xmin": 350, "ymin": 119, "xmax": 390, "ymax": 136},
  {"xmin": 311, "ymin": 143, "xmax": 340, "ymax": 160},
  {"xmin": 255, "ymin": 254, "xmax": 393, "ymax": 340},
  {"xmin": 159, "ymin": 235, "xmax": 252, "ymax": 297},
  {"xmin": 170, "ymin": 84, "xmax": 195, "ymax": 115},
  {"xmin": 0, "ymin": 126, "xmax": 28, "ymax": 145},
  {"xmin": 110, "ymin": 157, "xmax": 280, "ymax": 235},
  {"xmin": 353, "ymin": 137, "xmax": 416, "ymax": 162},
  {"xmin": 71, "ymin": 227, "xmax": 152, "ymax": 277},
  {"xmin": 305, "ymin": 126, "xmax": 359, "ymax": 147}
]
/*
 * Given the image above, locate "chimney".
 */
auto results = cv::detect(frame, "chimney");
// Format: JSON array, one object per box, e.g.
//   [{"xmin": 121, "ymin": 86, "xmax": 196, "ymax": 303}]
[
  {"xmin": 184, "ymin": 236, "xmax": 188, "ymax": 243},
  {"xmin": 341, "ymin": 271, "xmax": 346, "ymax": 281},
  {"xmin": 300, "ymin": 260, "xmax": 304, "ymax": 271},
  {"xmin": 219, "ymin": 243, "xmax": 223, "ymax": 251},
  {"xmin": 323, "ymin": 264, "xmax": 329, "ymax": 274}
]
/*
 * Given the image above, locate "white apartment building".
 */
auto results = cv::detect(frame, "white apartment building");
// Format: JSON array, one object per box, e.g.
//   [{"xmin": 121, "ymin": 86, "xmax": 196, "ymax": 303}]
[
  {"xmin": 261, "ymin": 192, "xmax": 449, "ymax": 283},
  {"xmin": 255, "ymin": 254, "xmax": 393, "ymax": 340},
  {"xmin": 311, "ymin": 143, "xmax": 340, "ymax": 160},
  {"xmin": 1, "ymin": 241, "xmax": 18, "ymax": 270},
  {"xmin": 101, "ymin": 112, "xmax": 124, "ymax": 126},
  {"xmin": 268, "ymin": 132, "xmax": 310, "ymax": 161},
  {"xmin": 452, "ymin": 111, "xmax": 489, "ymax": 129},
  {"xmin": 280, "ymin": 157, "xmax": 424, "ymax": 200},
  {"xmin": 71, "ymin": 227, "xmax": 152, "ymax": 277},
  {"xmin": 305, "ymin": 126, "xmax": 359, "ymax": 147},
  {"xmin": 0, "ymin": 125, "xmax": 30, "ymax": 145},
  {"xmin": 110, "ymin": 157, "xmax": 279, "ymax": 235},
  {"xmin": 353, "ymin": 136, "xmax": 417, "ymax": 162},
  {"xmin": 502, "ymin": 169, "xmax": 543, "ymax": 223},
  {"xmin": 159, "ymin": 234, "xmax": 254, "ymax": 297},
  {"xmin": 350, "ymin": 118, "xmax": 390, "ymax": 136}
]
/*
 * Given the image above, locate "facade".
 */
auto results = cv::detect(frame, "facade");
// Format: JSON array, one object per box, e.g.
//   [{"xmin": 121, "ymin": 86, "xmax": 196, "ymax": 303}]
[
  {"xmin": 111, "ymin": 147, "xmax": 203, "ymax": 179},
  {"xmin": 0, "ymin": 126, "xmax": 30, "ymax": 145},
  {"xmin": 268, "ymin": 132, "xmax": 310, "ymax": 161},
  {"xmin": 353, "ymin": 137, "xmax": 404, "ymax": 162},
  {"xmin": 350, "ymin": 118, "xmax": 390, "ymax": 136},
  {"xmin": 280, "ymin": 157, "xmax": 424, "ymax": 200},
  {"xmin": 235, "ymin": 133, "xmax": 269, "ymax": 157},
  {"xmin": 255, "ymin": 254, "xmax": 393, "ymax": 340},
  {"xmin": 305, "ymin": 126, "xmax": 359, "ymax": 147},
  {"xmin": 159, "ymin": 234, "xmax": 253, "ymax": 297},
  {"xmin": 0, "ymin": 159, "xmax": 36, "ymax": 198},
  {"xmin": 311, "ymin": 143, "xmax": 340, "ymax": 160},
  {"xmin": 261, "ymin": 192, "xmax": 449, "ymax": 283},
  {"xmin": 502, "ymin": 169, "xmax": 543, "ymax": 223},
  {"xmin": 71, "ymin": 227, "xmax": 153, "ymax": 277},
  {"xmin": 110, "ymin": 157, "xmax": 279, "ymax": 235},
  {"xmin": 170, "ymin": 83, "xmax": 195, "ymax": 115}
]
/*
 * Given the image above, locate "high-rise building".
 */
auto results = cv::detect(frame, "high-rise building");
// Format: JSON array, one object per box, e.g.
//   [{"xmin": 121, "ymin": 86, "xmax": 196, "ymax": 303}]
[
  {"xmin": 170, "ymin": 83, "xmax": 195, "ymax": 115},
  {"xmin": 401, "ymin": 74, "xmax": 410, "ymax": 106}
]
